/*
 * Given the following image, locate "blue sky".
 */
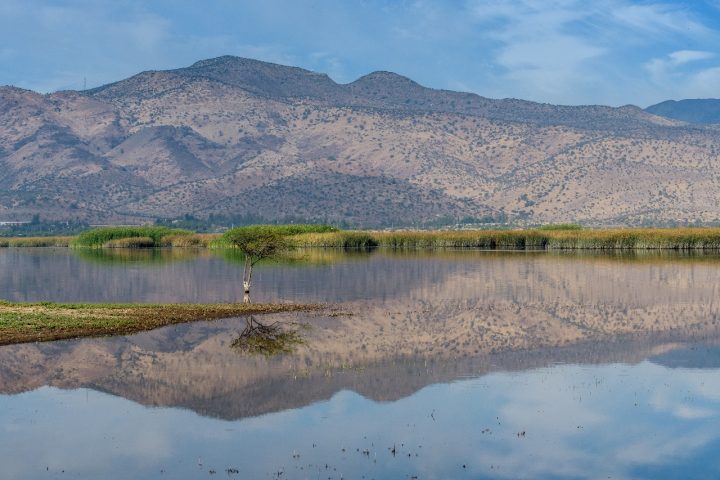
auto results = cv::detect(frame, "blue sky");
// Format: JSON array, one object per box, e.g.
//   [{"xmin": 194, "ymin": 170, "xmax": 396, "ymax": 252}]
[{"xmin": 1, "ymin": 0, "xmax": 720, "ymax": 106}]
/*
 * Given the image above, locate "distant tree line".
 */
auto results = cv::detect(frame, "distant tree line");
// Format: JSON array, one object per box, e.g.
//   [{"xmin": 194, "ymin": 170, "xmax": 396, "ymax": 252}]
[
  {"xmin": 152, "ymin": 213, "xmax": 509, "ymax": 232},
  {"xmin": 0, "ymin": 217, "xmax": 89, "ymax": 236}
]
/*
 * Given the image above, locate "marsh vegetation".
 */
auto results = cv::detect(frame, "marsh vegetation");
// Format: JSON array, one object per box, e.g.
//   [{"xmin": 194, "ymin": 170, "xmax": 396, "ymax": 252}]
[
  {"xmin": 293, "ymin": 227, "xmax": 720, "ymax": 249},
  {"xmin": 8, "ymin": 225, "xmax": 720, "ymax": 250},
  {"xmin": 73, "ymin": 226, "xmax": 193, "ymax": 248},
  {"xmin": 0, "ymin": 236, "xmax": 72, "ymax": 247}
]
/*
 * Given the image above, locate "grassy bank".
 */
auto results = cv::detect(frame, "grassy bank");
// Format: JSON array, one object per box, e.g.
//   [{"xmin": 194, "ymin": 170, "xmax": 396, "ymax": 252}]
[{"xmin": 0, "ymin": 301, "xmax": 324, "ymax": 345}]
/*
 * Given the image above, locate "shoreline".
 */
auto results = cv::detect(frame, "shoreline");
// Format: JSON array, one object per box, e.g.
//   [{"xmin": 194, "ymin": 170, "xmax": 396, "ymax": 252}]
[{"xmin": 0, "ymin": 301, "xmax": 325, "ymax": 346}]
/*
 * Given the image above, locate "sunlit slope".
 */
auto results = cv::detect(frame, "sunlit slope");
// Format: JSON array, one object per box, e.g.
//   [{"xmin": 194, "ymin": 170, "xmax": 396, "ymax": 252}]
[{"xmin": 2, "ymin": 56, "xmax": 718, "ymax": 226}]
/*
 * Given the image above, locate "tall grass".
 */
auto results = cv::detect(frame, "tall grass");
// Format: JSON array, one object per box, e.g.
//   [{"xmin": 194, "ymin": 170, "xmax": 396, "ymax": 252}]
[
  {"xmin": 9, "ymin": 226, "xmax": 720, "ymax": 250},
  {"xmin": 73, "ymin": 226, "xmax": 192, "ymax": 248},
  {"xmin": 290, "ymin": 231, "xmax": 379, "ymax": 248},
  {"xmin": 540, "ymin": 228, "xmax": 720, "ymax": 249},
  {"xmin": 159, "ymin": 233, "xmax": 220, "ymax": 248},
  {"xmin": 0, "ymin": 236, "xmax": 72, "ymax": 247},
  {"xmin": 292, "ymin": 228, "xmax": 720, "ymax": 250},
  {"xmin": 102, "ymin": 237, "xmax": 155, "ymax": 248}
]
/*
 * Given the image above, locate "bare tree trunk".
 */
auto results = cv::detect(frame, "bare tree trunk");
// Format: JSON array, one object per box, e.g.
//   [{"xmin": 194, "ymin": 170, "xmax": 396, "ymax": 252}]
[{"xmin": 243, "ymin": 256, "xmax": 253, "ymax": 295}]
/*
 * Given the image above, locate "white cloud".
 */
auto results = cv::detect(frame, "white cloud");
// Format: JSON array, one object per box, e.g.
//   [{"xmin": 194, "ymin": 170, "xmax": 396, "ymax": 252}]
[
  {"xmin": 458, "ymin": 1, "xmax": 720, "ymax": 104},
  {"xmin": 645, "ymin": 50, "xmax": 711, "ymax": 80},
  {"xmin": 669, "ymin": 50, "xmax": 715, "ymax": 65},
  {"xmin": 2, "ymin": 0, "xmax": 720, "ymax": 104},
  {"xmin": 611, "ymin": 3, "xmax": 709, "ymax": 36},
  {"xmin": 648, "ymin": 50, "xmax": 716, "ymax": 78},
  {"xmin": 673, "ymin": 405, "xmax": 717, "ymax": 419},
  {"xmin": 684, "ymin": 66, "xmax": 720, "ymax": 98},
  {"xmin": 644, "ymin": 50, "xmax": 720, "ymax": 101},
  {"xmin": 463, "ymin": 1, "xmax": 608, "ymax": 104}
]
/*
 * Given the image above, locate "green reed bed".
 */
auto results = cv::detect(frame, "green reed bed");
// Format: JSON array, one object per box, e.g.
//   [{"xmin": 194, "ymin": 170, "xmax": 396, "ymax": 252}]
[
  {"xmin": 291, "ymin": 231, "xmax": 378, "ymax": 249},
  {"xmin": 73, "ymin": 226, "xmax": 192, "ymax": 248},
  {"xmin": 7, "ymin": 226, "xmax": 720, "ymax": 250},
  {"xmin": 542, "ymin": 228, "xmax": 720, "ymax": 249},
  {"xmin": 0, "ymin": 236, "xmax": 73, "ymax": 247},
  {"xmin": 102, "ymin": 236, "xmax": 155, "ymax": 248},
  {"xmin": 293, "ymin": 228, "xmax": 720, "ymax": 250},
  {"xmin": 159, "ymin": 233, "xmax": 218, "ymax": 248}
]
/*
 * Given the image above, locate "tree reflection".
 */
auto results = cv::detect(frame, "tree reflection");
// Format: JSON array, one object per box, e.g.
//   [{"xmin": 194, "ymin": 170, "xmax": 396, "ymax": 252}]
[{"xmin": 231, "ymin": 316, "xmax": 307, "ymax": 356}]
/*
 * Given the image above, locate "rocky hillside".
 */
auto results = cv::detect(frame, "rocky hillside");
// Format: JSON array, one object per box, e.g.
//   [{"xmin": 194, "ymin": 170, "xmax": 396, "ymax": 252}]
[
  {"xmin": 2, "ymin": 56, "xmax": 720, "ymax": 226},
  {"xmin": 645, "ymin": 99, "xmax": 720, "ymax": 125}
]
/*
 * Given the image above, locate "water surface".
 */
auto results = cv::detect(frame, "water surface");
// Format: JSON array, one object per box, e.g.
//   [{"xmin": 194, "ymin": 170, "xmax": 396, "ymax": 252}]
[{"xmin": 1, "ymin": 248, "xmax": 720, "ymax": 479}]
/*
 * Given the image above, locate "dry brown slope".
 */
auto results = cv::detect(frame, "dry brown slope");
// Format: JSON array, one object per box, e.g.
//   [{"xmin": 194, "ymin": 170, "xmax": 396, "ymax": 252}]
[{"xmin": 2, "ymin": 55, "xmax": 720, "ymax": 225}]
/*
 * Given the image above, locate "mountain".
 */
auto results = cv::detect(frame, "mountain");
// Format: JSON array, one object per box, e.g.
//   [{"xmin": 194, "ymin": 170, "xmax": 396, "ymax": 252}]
[
  {"xmin": 645, "ymin": 99, "xmax": 720, "ymax": 124},
  {"xmin": 1, "ymin": 55, "xmax": 720, "ymax": 226}
]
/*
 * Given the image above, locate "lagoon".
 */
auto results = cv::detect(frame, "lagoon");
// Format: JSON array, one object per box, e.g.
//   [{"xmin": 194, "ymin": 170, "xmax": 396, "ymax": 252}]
[{"xmin": 1, "ymin": 248, "xmax": 720, "ymax": 479}]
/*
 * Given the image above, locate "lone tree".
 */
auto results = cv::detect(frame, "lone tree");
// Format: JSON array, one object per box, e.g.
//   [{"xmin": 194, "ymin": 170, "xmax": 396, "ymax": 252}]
[{"xmin": 223, "ymin": 226, "xmax": 292, "ymax": 302}]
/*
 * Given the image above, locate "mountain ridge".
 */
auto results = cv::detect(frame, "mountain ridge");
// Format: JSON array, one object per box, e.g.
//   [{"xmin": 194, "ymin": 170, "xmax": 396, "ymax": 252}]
[
  {"xmin": 645, "ymin": 98, "xmax": 720, "ymax": 125},
  {"xmin": 1, "ymin": 55, "xmax": 719, "ymax": 226}
]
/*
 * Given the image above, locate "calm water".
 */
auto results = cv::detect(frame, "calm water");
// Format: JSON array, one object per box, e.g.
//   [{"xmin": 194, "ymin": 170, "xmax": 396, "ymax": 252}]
[{"xmin": 2, "ymin": 248, "xmax": 720, "ymax": 479}]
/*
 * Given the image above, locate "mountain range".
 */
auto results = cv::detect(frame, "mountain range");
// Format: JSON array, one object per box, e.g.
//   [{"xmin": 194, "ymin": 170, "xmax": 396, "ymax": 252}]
[
  {"xmin": 645, "ymin": 99, "xmax": 720, "ymax": 125},
  {"xmin": 1, "ymin": 56, "xmax": 720, "ymax": 226}
]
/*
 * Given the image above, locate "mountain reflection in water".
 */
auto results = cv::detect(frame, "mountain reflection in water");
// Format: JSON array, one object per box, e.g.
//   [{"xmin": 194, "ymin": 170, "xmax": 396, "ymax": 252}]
[{"xmin": 1, "ymin": 249, "xmax": 720, "ymax": 478}]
